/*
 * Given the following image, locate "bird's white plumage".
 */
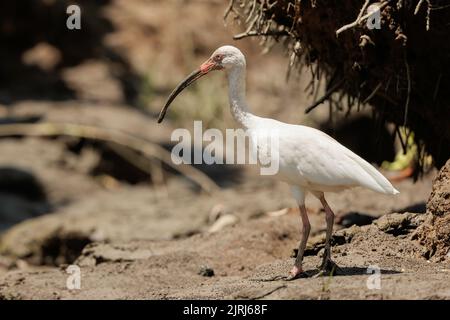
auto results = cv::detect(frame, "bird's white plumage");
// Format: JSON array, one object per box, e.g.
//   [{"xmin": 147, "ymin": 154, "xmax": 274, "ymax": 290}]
[
  {"xmin": 248, "ymin": 117, "xmax": 399, "ymax": 195},
  {"xmin": 250, "ymin": 117, "xmax": 398, "ymax": 194},
  {"xmin": 215, "ymin": 45, "xmax": 399, "ymax": 197},
  {"xmin": 161, "ymin": 45, "xmax": 399, "ymax": 277}
]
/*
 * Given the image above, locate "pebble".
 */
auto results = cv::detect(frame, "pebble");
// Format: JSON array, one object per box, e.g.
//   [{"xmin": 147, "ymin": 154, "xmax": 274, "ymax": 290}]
[{"xmin": 198, "ymin": 266, "xmax": 214, "ymax": 277}]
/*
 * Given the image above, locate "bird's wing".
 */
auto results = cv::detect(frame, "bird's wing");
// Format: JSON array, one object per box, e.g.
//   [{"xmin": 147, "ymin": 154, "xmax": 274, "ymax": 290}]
[{"xmin": 278, "ymin": 124, "xmax": 399, "ymax": 195}]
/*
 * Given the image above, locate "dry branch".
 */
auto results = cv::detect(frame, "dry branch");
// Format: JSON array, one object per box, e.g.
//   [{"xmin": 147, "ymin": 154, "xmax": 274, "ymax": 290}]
[
  {"xmin": 335, "ymin": 1, "xmax": 391, "ymax": 36},
  {"xmin": 304, "ymin": 78, "xmax": 345, "ymax": 114},
  {"xmin": 0, "ymin": 123, "xmax": 220, "ymax": 194}
]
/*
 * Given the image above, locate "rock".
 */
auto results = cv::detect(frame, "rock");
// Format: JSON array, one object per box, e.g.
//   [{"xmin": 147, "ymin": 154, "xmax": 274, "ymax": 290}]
[
  {"xmin": 338, "ymin": 212, "xmax": 376, "ymax": 228},
  {"xmin": 374, "ymin": 212, "xmax": 424, "ymax": 235},
  {"xmin": 415, "ymin": 159, "xmax": 450, "ymax": 260},
  {"xmin": 427, "ymin": 159, "xmax": 450, "ymax": 217},
  {"xmin": 266, "ymin": 208, "xmax": 289, "ymax": 217},
  {"xmin": 207, "ymin": 214, "xmax": 238, "ymax": 233},
  {"xmin": 303, "ymin": 233, "xmax": 326, "ymax": 256},
  {"xmin": 208, "ymin": 203, "xmax": 226, "ymax": 223},
  {"xmin": 198, "ymin": 266, "xmax": 214, "ymax": 277},
  {"xmin": 334, "ymin": 225, "xmax": 361, "ymax": 243}
]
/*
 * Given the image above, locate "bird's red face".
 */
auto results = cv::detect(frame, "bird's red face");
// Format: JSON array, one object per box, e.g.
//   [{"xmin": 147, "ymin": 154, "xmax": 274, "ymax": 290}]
[
  {"xmin": 157, "ymin": 53, "xmax": 224, "ymax": 123},
  {"xmin": 200, "ymin": 54, "xmax": 225, "ymax": 73}
]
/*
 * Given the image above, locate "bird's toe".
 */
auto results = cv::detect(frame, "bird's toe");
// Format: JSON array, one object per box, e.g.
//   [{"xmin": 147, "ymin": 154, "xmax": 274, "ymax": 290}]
[
  {"xmin": 286, "ymin": 265, "xmax": 308, "ymax": 280},
  {"xmin": 315, "ymin": 259, "xmax": 339, "ymax": 277}
]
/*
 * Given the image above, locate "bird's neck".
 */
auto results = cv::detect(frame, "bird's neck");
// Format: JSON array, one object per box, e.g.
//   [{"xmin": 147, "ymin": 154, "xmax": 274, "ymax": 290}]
[{"xmin": 226, "ymin": 66, "xmax": 253, "ymax": 128}]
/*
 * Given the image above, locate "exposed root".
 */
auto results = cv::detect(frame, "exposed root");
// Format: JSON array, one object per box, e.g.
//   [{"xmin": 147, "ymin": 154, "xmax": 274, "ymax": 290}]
[
  {"xmin": 414, "ymin": 0, "xmax": 426, "ymax": 15},
  {"xmin": 228, "ymin": 0, "xmax": 450, "ymax": 170},
  {"xmin": 335, "ymin": 1, "xmax": 392, "ymax": 37},
  {"xmin": 305, "ymin": 78, "xmax": 345, "ymax": 114},
  {"xmin": 335, "ymin": 0, "xmax": 373, "ymax": 37},
  {"xmin": 362, "ymin": 82, "xmax": 383, "ymax": 104},
  {"xmin": 233, "ymin": 30, "xmax": 289, "ymax": 40},
  {"xmin": 403, "ymin": 53, "xmax": 411, "ymax": 127},
  {"xmin": 223, "ymin": 0, "xmax": 237, "ymax": 23}
]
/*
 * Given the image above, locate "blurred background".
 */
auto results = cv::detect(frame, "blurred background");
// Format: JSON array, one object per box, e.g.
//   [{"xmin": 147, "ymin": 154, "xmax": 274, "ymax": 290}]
[{"xmin": 0, "ymin": 0, "xmax": 433, "ymax": 267}]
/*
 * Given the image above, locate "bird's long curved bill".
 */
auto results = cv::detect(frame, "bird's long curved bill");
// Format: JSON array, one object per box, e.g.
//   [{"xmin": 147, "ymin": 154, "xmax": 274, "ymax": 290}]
[{"xmin": 157, "ymin": 69, "xmax": 205, "ymax": 123}]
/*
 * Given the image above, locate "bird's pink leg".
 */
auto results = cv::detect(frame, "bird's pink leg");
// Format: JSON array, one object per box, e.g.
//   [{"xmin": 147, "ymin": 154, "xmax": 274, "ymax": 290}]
[
  {"xmin": 290, "ymin": 204, "xmax": 311, "ymax": 278},
  {"xmin": 317, "ymin": 195, "xmax": 338, "ymax": 274}
]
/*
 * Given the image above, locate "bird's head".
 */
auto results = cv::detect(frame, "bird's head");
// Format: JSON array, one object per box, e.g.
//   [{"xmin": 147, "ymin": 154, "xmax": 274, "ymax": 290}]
[
  {"xmin": 201, "ymin": 45, "xmax": 246, "ymax": 72},
  {"xmin": 157, "ymin": 45, "xmax": 245, "ymax": 123}
]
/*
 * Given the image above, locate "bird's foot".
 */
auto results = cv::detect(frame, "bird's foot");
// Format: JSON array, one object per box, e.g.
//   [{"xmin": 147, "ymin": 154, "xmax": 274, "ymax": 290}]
[
  {"xmin": 286, "ymin": 265, "xmax": 308, "ymax": 280},
  {"xmin": 313, "ymin": 259, "xmax": 339, "ymax": 278}
]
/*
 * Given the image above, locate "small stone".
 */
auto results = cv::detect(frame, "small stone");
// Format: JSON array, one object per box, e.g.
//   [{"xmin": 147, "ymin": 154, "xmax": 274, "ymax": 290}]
[
  {"xmin": 198, "ymin": 265, "xmax": 214, "ymax": 277},
  {"xmin": 208, "ymin": 214, "xmax": 238, "ymax": 233}
]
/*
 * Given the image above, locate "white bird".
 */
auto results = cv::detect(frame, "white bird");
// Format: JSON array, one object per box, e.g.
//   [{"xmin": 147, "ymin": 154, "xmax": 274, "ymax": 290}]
[{"xmin": 158, "ymin": 45, "xmax": 399, "ymax": 278}]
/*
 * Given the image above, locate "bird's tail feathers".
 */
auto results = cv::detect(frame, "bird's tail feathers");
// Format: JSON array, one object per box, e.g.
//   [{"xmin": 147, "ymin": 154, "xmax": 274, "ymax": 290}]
[{"xmin": 346, "ymin": 152, "xmax": 400, "ymax": 195}]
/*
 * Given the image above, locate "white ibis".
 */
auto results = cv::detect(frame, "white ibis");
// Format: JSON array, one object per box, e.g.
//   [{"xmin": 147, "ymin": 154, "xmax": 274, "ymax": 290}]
[{"xmin": 158, "ymin": 45, "xmax": 399, "ymax": 278}]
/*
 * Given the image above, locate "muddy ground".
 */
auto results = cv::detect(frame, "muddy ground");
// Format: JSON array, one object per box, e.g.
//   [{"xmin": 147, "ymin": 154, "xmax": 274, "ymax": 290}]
[
  {"xmin": 2, "ymin": 214, "xmax": 450, "ymax": 300},
  {"xmin": 0, "ymin": 0, "xmax": 449, "ymax": 300},
  {"xmin": 0, "ymin": 102, "xmax": 447, "ymax": 300}
]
